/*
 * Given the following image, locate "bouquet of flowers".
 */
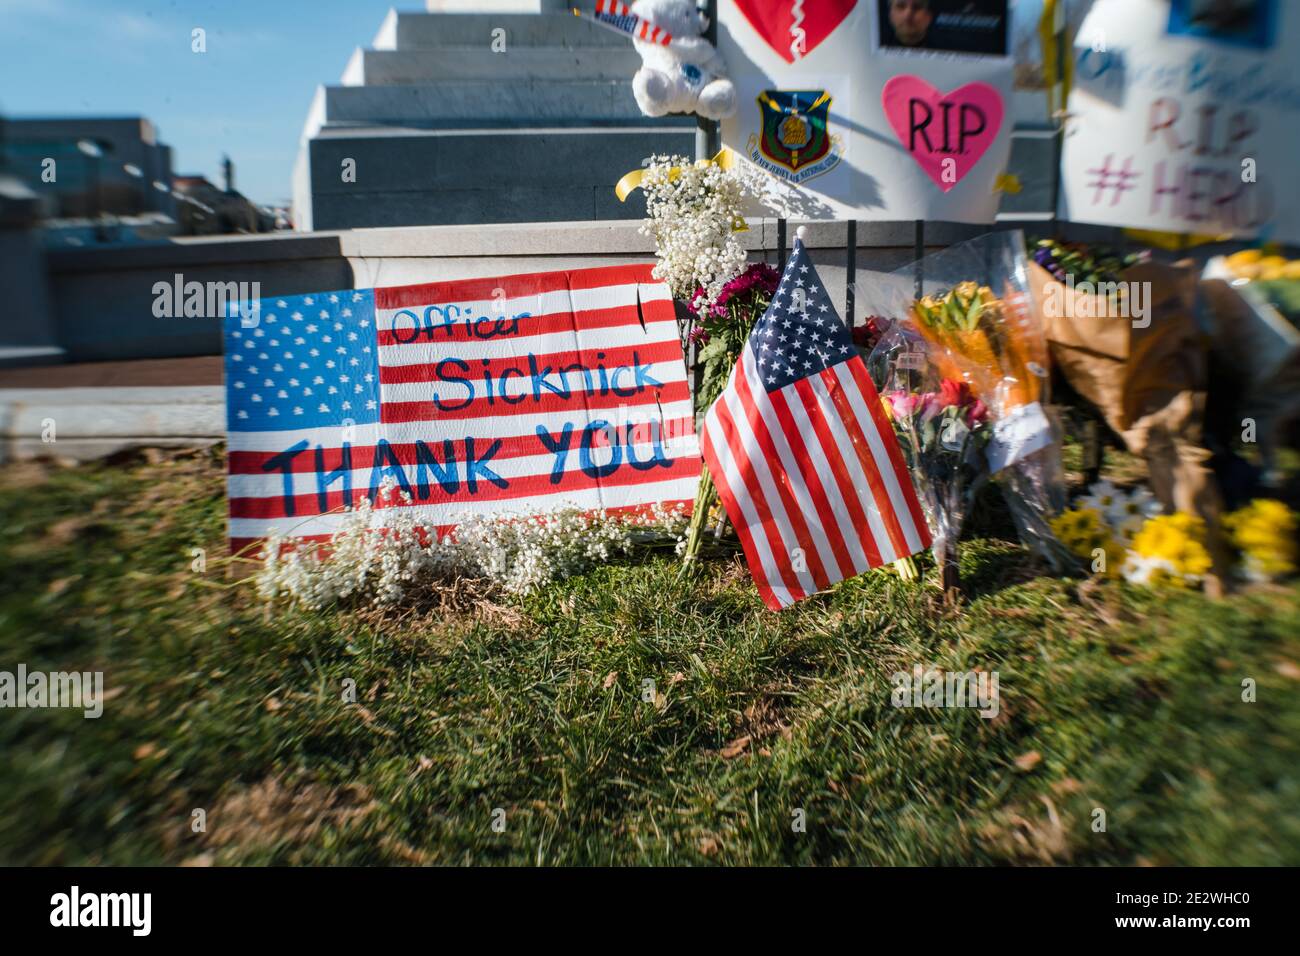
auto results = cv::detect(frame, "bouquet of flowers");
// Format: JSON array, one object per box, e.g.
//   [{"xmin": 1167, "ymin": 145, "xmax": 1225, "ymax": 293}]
[
  {"xmin": 1048, "ymin": 507, "xmax": 1126, "ymax": 579},
  {"xmin": 679, "ymin": 262, "xmax": 781, "ymax": 561},
  {"xmin": 852, "ymin": 315, "xmax": 893, "ymax": 359},
  {"xmin": 688, "ymin": 262, "xmax": 781, "ymax": 410},
  {"xmin": 897, "ymin": 231, "xmax": 1076, "ymax": 573},
  {"xmin": 1031, "ymin": 238, "xmax": 1149, "ymax": 287},
  {"xmin": 634, "ymin": 152, "xmax": 769, "ymax": 563},
  {"xmin": 1224, "ymin": 498, "xmax": 1298, "ymax": 582},
  {"xmin": 1050, "ymin": 481, "xmax": 1298, "ymax": 590},
  {"xmin": 1122, "ymin": 512, "xmax": 1214, "ymax": 589},
  {"xmin": 638, "ymin": 153, "xmax": 754, "ymax": 315},
  {"xmin": 869, "ymin": 322, "xmax": 990, "ymax": 593},
  {"xmin": 1050, "ymin": 480, "xmax": 1162, "ymax": 579}
]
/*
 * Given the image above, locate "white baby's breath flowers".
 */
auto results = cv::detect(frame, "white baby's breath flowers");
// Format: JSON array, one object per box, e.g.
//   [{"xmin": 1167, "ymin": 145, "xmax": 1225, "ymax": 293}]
[
  {"xmin": 638, "ymin": 154, "xmax": 754, "ymax": 314},
  {"xmin": 254, "ymin": 476, "xmax": 689, "ymax": 608}
]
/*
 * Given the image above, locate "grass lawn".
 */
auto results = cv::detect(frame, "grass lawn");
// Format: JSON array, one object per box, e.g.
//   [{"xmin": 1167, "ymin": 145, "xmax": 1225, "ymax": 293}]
[{"xmin": 1, "ymin": 445, "xmax": 1298, "ymax": 866}]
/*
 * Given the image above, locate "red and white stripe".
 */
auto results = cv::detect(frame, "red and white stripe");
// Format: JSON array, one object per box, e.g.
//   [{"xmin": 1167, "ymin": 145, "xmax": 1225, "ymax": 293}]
[
  {"xmin": 585, "ymin": 1, "xmax": 673, "ymax": 45},
  {"xmin": 701, "ymin": 347, "xmax": 931, "ymax": 610}
]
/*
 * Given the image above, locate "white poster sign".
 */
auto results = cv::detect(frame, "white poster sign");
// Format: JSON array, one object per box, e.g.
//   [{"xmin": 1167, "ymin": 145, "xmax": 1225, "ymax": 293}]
[
  {"xmin": 718, "ymin": 0, "xmax": 1016, "ymax": 222},
  {"xmin": 1059, "ymin": 0, "xmax": 1300, "ymax": 244}
]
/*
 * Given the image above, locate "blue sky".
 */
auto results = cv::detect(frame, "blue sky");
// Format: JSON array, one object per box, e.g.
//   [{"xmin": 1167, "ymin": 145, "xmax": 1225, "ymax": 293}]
[{"xmin": 0, "ymin": 0, "xmax": 399, "ymax": 205}]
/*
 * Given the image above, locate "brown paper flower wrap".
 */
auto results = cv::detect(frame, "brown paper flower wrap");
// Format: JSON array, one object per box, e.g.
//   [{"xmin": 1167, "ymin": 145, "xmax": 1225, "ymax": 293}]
[{"xmin": 1028, "ymin": 260, "xmax": 1231, "ymax": 594}]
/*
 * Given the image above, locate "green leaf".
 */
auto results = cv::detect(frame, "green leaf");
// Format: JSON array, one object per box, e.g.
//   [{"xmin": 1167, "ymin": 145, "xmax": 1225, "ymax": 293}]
[{"xmin": 695, "ymin": 338, "xmax": 730, "ymax": 364}]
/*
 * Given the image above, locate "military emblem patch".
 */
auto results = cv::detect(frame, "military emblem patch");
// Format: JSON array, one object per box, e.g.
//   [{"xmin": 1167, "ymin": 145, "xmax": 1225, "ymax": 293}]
[{"xmin": 747, "ymin": 90, "xmax": 844, "ymax": 185}]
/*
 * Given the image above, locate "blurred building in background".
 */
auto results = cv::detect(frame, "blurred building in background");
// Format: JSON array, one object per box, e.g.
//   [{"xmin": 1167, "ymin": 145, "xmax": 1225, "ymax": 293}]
[
  {"xmin": 172, "ymin": 156, "xmax": 275, "ymax": 236},
  {"xmin": 1, "ymin": 116, "xmax": 176, "ymax": 221},
  {"xmin": 0, "ymin": 116, "xmax": 279, "ymax": 245}
]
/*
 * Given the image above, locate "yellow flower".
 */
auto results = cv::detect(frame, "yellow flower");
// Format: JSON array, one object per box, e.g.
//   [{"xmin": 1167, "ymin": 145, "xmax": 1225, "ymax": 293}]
[
  {"xmin": 1225, "ymin": 499, "xmax": 1298, "ymax": 580},
  {"xmin": 1051, "ymin": 507, "xmax": 1123, "ymax": 577},
  {"xmin": 1129, "ymin": 513, "xmax": 1212, "ymax": 585}
]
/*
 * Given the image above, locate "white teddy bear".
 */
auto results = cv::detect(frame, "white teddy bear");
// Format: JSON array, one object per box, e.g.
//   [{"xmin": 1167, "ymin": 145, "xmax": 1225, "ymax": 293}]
[{"xmin": 629, "ymin": 0, "xmax": 737, "ymax": 121}]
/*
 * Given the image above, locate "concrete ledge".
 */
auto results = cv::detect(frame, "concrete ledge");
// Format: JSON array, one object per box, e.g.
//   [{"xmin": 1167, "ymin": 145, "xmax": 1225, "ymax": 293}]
[
  {"xmin": 42, "ymin": 218, "xmax": 1002, "ymax": 270},
  {"xmin": 34, "ymin": 218, "xmax": 1047, "ymax": 364},
  {"xmin": 46, "ymin": 231, "xmax": 350, "ymax": 273},
  {"xmin": 0, "ymin": 346, "xmax": 65, "ymax": 369},
  {"xmin": 0, "ymin": 386, "xmax": 225, "ymax": 462},
  {"xmin": 346, "ymin": 218, "xmax": 660, "ymax": 257}
]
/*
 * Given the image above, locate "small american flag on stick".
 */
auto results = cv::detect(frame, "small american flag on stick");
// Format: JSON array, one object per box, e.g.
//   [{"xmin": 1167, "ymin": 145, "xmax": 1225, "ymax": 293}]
[
  {"xmin": 700, "ymin": 235, "xmax": 932, "ymax": 610},
  {"xmin": 573, "ymin": 1, "xmax": 674, "ymax": 45}
]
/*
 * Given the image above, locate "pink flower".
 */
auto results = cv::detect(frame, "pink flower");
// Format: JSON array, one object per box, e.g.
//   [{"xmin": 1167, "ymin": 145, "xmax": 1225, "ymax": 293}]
[
  {"xmin": 886, "ymin": 390, "xmax": 920, "ymax": 418},
  {"xmin": 687, "ymin": 325, "xmax": 710, "ymax": 346},
  {"xmin": 966, "ymin": 398, "xmax": 989, "ymax": 426},
  {"xmin": 917, "ymin": 392, "xmax": 944, "ymax": 422}
]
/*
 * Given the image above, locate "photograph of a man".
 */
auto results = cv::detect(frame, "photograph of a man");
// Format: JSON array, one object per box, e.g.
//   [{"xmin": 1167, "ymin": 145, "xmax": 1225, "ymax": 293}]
[
  {"xmin": 885, "ymin": 0, "xmax": 937, "ymax": 47},
  {"xmin": 879, "ymin": 0, "xmax": 1009, "ymax": 56},
  {"xmin": 1167, "ymin": 0, "xmax": 1276, "ymax": 49}
]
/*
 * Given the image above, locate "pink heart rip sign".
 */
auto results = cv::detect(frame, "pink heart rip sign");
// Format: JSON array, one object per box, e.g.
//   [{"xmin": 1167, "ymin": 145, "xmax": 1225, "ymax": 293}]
[
  {"xmin": 881, "ymin": 77, "xmax": 1004, "ymax": 193},
  {"xmin": 731, "ymin": 0, "xmax": 858, "ymax": 64}
]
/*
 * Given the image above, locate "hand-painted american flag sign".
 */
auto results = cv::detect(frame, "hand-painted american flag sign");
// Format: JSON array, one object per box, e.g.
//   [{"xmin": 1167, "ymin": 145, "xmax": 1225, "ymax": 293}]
[
  {"xmin": 223, "ymin": 265, "xmax": 701, "ymax": 553},
  {"xmin": 700, "ymin": 238, "xmax": 932, "ymax": 610}
]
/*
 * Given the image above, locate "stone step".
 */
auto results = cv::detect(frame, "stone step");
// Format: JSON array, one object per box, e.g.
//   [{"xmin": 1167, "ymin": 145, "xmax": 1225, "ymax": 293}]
[
  {"xmin": 425, "ymin": 0, "xmax": 572, "ymax": 13},
  {"xmin": 387, "ymin": 11, "xmax": 630, "ymax": 50},
  {"xmin": 342, "ymin": 46, "xmax": 642, "ymax": 86},
  {"xmin": 322, "ymin": 80, "xmax": 683, "ymax": 127},
  {"xmin": 0, "ymin": 386, "xmax": 224, "ymax": 463},
  {"xmin": 305, "ymin": 126, "xmax": 693, "ymax": 228}
]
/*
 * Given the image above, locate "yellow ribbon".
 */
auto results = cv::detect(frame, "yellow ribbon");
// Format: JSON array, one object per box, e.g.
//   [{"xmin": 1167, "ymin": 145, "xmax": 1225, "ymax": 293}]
[
  {"xmin": 615, "ymin": 147, "xmax": 736, "ymax": 201},
  {"xmin": 615, "ymin": 147, "xmax": 747, "ymax": 230},
  {"xmin": 1123, "ymin": 228, "xmax": 1231, "ymax": 251},
  {"xmin": 1040, "ymin": 0, "xmax": 1059, "ymax": 117},
  {"xmin": 995, "ymin": 173, "xmax": 1023, "ymax": 195},
  {"xmin": 757, "ymin": 90, "xmax": 831, "ymax": 114}
]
